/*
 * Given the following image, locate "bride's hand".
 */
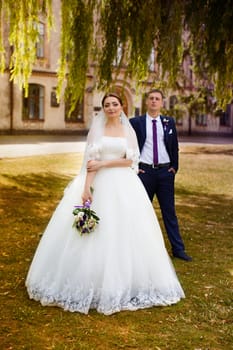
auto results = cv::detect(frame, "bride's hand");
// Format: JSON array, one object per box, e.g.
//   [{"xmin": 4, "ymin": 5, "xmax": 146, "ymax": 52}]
[
  {"xmin": 82, "ymin": 187, "xmax": 93, "ymax": 205},
  {"xmin": 87, "ymin": 160, "xmax": 104, "ymax": 172}
]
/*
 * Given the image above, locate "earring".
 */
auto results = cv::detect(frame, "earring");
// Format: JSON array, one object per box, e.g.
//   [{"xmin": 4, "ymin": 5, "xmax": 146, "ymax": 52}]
[{"xmin": 119, "ymin": 112, "xmax": 123, "ymax": 123}]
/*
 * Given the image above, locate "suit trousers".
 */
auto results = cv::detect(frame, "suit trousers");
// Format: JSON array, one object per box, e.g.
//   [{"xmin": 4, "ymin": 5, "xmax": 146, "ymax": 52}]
[{"xmin": 138, "ymin": 164, "xmax": 185, "ymax": 254}]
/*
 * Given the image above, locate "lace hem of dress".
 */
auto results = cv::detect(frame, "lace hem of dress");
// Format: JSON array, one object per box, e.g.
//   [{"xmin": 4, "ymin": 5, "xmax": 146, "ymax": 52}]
[{"xmin": 26, "ymin": 284, "xmax": 184, "ymax": 315}]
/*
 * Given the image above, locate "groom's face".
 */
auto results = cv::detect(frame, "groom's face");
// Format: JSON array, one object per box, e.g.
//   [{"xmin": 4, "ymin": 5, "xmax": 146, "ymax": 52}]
[{"xmin": 146, "ymin": 92, "xmax": 163, "ymax": 116}]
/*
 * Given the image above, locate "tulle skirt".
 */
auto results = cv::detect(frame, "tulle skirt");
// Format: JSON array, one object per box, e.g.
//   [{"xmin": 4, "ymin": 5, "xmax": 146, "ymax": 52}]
[{"xmin": 26, "ymin": 167, "xmax": 185, "ymax": 315}]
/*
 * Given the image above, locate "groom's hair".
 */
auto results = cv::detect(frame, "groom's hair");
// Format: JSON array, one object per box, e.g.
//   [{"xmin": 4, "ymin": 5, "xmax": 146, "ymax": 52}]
[{"xmin": 146, "ymin": 89, "xmax": 164, "ymax": 99}]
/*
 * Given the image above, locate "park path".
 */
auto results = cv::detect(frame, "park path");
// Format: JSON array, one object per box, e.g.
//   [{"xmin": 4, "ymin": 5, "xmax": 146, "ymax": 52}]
[
  {"xmin": 0, "ymin": 135, "xmax": 86, "ymax": 158},
  {"xmin": 0, "ymin": 134, "xmax": 232, "ymax": 158}
]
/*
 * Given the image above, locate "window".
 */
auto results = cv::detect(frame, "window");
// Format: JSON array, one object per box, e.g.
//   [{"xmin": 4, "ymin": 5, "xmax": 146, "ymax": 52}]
[
  {"xmin": 175, "ymin": 117, "xmax": 183, "ymax": 126},
  {"xmin": 141, "ymin": 94, "xmax": 147, "ymax": 115},
  {"xmin": 195, "ymin": 114, "xmax": 207, "ymax": 126},
  {"xmin": 220, "ymin": 105, "xmax": 231, "ymax": 126},
  {"xmin": 23, "ymin": 84, "xmax": 44, "ymax": 120},
  {"xmin": 134, "ymin": 107, "xmax": 140, "ymax": 117},
  {"xmin": 183, "ymin": 55, "xmax": 193, "ymax": 88},
  {"xmin": 65, "ymin": 99, "xmax": 84, "ymax": 123},
  {"xmin": 113, "ymin": 42, "xmax": 123, "ymax": 66},
  {"xmin": 169, "ymin": 95, "xmax": 178, "ymax": 109},
  {"xmin": 51, "ymin": 87, "xmax": 60, "ymax": 107},
  {"xmin": 36, "ymin": 23, "xmax": 45, "ymax": 58},
  {"xmin": 148, "ymin": 48, "xmax": 155, "ymax": 71}
]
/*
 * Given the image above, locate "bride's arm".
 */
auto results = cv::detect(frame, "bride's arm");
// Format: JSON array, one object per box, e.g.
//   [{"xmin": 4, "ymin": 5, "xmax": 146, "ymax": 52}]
[
  {"xmin": 83, "ymin": 158, "xmax": 132, "ymax": 203},
  {"xmin": 87, "ymin": 158, "xmax": 132, "ymax": 172},
  {"xmin": 82, "ymin": 171, "xmax": 97, "ymax": 204},
  {"xmin": 82, "ymin": 158, "xmax": 131, "ymax": 203}
]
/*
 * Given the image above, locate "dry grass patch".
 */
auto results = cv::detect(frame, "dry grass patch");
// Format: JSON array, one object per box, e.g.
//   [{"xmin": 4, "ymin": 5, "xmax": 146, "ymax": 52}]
[{"xmin": 0, "ymin": 145, "xmax": 232, "ymax": 350}]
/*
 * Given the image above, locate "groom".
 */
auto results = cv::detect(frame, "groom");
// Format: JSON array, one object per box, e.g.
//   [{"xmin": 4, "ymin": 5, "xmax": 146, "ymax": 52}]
[{"xmin": 130, "ymin": 89, "xmax": 192, "ymax": 261}]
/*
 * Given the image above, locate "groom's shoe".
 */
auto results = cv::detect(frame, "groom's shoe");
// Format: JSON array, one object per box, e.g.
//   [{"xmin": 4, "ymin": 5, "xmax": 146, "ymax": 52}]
[{"xmin": 173, "ymin": 251, "xmax": 192, "ymax": 261}]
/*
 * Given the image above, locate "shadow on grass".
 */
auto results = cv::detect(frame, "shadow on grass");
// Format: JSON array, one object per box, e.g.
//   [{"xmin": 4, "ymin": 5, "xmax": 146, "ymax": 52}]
[
  {"xmin": 176, "ymin": 185, "xmax": 233, "ymax": 221},
  {"xmin": 181, "ymin": 145, "xmax": 233, "ymax": 156},
  {"xmin": 0, "ymin": 172, "xmax": 232, "ymax": 350},
  {"xmin": 0, "ymin": 172, "xmax": 72, "ymax": 267}
]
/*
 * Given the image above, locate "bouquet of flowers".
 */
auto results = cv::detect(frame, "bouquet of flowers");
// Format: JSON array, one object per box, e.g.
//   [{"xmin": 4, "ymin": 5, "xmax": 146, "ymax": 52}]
[{"xmin": 72, "ymin": 200, "xmax": 100, "ymax": 235}]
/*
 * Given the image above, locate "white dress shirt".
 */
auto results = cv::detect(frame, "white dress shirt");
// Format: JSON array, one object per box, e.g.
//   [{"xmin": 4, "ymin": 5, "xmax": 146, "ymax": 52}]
[{"xmin": 140, "ymin": 113, "xmax": 170, "ymax": 164}]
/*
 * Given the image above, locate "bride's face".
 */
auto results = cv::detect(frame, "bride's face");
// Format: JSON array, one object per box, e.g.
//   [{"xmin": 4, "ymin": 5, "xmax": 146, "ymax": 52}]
[{"xmin": 103, "ymin": 96, "xmax": 123, "ymax": 119}]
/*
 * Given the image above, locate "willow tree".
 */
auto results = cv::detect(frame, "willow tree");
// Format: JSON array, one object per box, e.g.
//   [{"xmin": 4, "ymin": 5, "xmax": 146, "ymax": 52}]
[
  {"xmin": 184, "ymin": 0, "xmax": 233, "ymax": 108},
  {"xmin": 0, "ymin": 0, "xmax": 232, "ymax": 108},
  {"xmin": 0, "ymin": 0, "xmax": 53, "ymax": 95}
]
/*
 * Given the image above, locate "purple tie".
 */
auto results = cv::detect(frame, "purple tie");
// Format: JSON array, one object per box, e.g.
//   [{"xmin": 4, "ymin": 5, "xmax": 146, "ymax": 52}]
[{"xmin": 152, "ymin": 119, "xmax": 158, "ymax": 165}]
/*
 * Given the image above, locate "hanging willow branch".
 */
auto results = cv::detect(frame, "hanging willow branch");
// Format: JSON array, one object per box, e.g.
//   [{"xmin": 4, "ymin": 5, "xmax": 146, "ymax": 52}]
[
  {"xmin": 0, "ymin": 0, "xmax": 53, "ymax": 95},
  {"xmin": 156, "ymin": 0, "xmax": 183, "ymax": 86},
  {"xmin": 0, "ymin": 2, "xmax": 5, "ymax": 74},
  {"xmin": 184, "ymin": 0, "xmax": 233, "ymax": 106},
  {"xmin": 0, "ymin": 0, "xmax": 233, "ymax": 108},
  {"xmin": 98, "ymin": 0, "xmax": 165, "ymax": 88},
  {"xmin": 57, "ymin": 0, "xmax": 95, "ymax": 112}
]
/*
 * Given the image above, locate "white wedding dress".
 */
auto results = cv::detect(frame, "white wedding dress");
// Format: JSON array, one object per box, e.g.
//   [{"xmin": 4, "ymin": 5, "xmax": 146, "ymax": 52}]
[{"xmin": 26, "ymin": 136, "xmax": 185, "ymax": 315}]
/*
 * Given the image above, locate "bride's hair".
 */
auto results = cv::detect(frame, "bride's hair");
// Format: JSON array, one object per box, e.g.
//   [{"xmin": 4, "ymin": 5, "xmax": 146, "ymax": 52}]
[{"xmin": 101, "ymin": 93, "xmax": 123, "ymax": 107}]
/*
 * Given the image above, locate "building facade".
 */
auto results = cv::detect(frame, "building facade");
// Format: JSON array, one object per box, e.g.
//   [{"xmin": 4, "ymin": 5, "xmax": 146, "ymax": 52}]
[{"xmin": 0, "ymin": 0, "xmax": 233, "ymax": 137}]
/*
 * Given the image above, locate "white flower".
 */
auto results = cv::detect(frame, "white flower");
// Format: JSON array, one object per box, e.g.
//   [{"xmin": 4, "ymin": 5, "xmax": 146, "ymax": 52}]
[{"xmin": 77, "ymin": 212, "xmax": 84, "ymax": 219}]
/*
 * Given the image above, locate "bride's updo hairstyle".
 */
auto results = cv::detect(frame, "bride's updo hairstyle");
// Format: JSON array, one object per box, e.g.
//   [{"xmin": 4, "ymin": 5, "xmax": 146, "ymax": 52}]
[{"xmin": 101, "ymin": 92, "xmax": 123, "ymax": 107}]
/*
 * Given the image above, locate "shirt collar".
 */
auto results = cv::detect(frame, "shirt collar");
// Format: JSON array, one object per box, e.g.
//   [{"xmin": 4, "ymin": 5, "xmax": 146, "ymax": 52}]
[{"xmin": 146, "ymin": 113, "xmax": 161, "ymax": 122}]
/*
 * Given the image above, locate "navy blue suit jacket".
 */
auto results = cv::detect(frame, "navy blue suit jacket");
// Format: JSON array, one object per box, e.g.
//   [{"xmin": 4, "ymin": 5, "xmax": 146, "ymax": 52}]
[{"xmin": 130, "ymin": 114, "xmax": 179, "ymax": 172}]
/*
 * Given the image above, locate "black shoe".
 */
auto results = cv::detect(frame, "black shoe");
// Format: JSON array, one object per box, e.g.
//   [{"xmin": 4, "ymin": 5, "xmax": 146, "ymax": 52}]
[{"xmin": 173, "ymin": 251, "xmax": 192, "ymax": 261}]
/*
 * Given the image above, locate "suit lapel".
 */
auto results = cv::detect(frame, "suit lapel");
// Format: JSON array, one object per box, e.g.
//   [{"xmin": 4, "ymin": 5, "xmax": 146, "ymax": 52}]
[
  {"xmin": 140, "ymin": 114, "xmax": 147, "ymax": 140},
  {"xmin": 160, "ymin": 116, "xmax": 169, "ymax": 142}
]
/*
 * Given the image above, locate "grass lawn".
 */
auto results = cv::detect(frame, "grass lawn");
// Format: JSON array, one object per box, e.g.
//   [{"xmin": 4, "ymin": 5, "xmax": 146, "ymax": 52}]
[{"xmin": 0, "ymin": 144, "xmax": 232, "ymax": 350}]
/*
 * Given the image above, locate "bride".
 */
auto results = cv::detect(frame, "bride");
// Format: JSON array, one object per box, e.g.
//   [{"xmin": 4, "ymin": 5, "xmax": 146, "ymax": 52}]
[{"xmin": 26, "ymin": 92, "xmax": 185, "ymax": 315}]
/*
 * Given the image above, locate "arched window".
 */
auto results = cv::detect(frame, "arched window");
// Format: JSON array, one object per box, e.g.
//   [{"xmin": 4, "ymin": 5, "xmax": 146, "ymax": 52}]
[{"xmin": 23, "ymin": 84, "xmax": 44, "ymax": 120}]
